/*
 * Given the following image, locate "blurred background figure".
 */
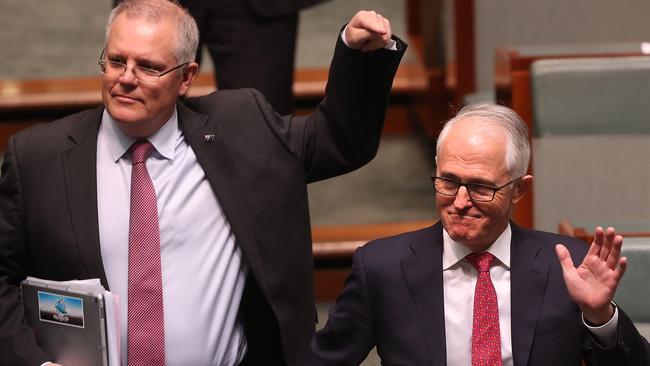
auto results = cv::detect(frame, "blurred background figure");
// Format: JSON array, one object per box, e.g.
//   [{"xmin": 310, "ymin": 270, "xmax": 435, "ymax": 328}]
[{"xmin": 177, "ymin": 0, "xmax": 332, "ymax": 115}]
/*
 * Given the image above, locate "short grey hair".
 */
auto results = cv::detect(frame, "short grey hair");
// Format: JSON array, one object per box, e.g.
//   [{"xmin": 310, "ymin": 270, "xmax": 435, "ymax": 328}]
[
  {"xmin": 105, "ymin": 0, "xmax": 199, "ymax": 64},
  {"xmin": 436, "ymin": 103, "xmax": 531, "ymax": 178}
]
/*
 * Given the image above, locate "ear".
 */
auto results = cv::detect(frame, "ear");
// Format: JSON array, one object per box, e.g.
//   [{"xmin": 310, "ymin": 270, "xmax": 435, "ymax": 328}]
[
  {"xmin": 177, "ymin": 62, "xmax": 199, "ymax": 97},
  {"xmin": 511, "ymin": 174, "xmax": 533, "ymax": 204}
]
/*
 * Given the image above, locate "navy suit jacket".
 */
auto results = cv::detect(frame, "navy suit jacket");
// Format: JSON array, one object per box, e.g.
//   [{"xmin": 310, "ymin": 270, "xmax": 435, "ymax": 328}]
[
  {"xmin": 308, "ymin": 221, "xmax": 650, "ymax": 365},
  {"xmin": 0, "ymin": 37, "xmax": 406, "ymax": 366}
]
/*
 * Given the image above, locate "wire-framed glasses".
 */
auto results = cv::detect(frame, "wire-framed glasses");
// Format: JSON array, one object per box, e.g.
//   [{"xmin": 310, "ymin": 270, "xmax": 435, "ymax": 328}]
[{"xmin": 98, "ymin": 48, "xmax": 188, "ymax": 84}]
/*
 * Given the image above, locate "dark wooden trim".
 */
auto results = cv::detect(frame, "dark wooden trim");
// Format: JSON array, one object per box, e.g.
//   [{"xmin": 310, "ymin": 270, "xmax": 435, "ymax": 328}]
[
  {"xmin": 312, "ymin": 220, "xmax": 436, "ymax": 301},
  {"xmin": 453, "ymin": 0, "xmax": 476, "ymax": 108},
  {"xmin": 0, "ymin": 62, "xmax": 430, "ymax": 151}
]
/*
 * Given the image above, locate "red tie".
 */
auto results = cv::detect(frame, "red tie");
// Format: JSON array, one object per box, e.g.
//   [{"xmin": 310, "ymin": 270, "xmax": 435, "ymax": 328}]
[
  {"xmin": 465, "ymin": 252, "xmax": 502, "ymax": 366},
  {"xmin": 127, "ymin": 141, "xmax": 165, "ymax": 366}
]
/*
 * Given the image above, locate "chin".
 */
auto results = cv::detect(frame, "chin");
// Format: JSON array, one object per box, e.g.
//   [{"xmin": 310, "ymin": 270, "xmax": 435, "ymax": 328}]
[
  {"xmin": 447, "ymin": 221, "xmax": 486, "ymax": 244},
  {"xmin": 448, "ymin": 230, "xmax": 484, "ymax": 249},
  {"xmin": 107, "ymin": 106, "xmax": 145, "ymax": 125},
  {"xmin": 449, "ymin": 230, "xmax": 476, "ymax": 243},
  {"xmin": 446, "ymin": 223, "xmax": 474, "ymax": 240}
]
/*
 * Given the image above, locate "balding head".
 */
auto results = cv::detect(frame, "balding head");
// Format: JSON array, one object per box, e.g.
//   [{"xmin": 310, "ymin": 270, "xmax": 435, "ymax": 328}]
[{"xmin": 106, "ymin": 0, "xmax": 199, "ymax": 64}]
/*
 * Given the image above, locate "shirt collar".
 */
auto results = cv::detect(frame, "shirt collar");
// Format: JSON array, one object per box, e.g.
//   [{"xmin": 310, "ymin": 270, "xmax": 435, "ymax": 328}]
[
  {"xmin": 442, "ymin": 223, "xmax": 512, "ymax": 270},
  {"xmin": 101, "ymin": 108, "xmax": 180, "ymax": 162}
]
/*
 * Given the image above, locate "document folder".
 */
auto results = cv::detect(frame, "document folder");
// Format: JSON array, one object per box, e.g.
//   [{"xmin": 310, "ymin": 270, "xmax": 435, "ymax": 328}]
[{"xmin": 21, "ymin": 277, "xmax": 113, "ymax": 366}]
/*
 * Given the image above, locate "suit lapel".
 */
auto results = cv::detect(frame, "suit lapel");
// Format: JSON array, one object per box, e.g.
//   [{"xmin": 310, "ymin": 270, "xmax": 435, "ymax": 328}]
[
  {"xmin": 61, "ymin": 107, "xmax": 109, "ymax": 287},
  {"xmin": 176, "ymin": 103, "xmax": 264, "ymax": 280},
  {"xmin": 60, "ymin": 102, "xmax": 264, "ymax": 289},
  {"xmin": 509, "ymin": 223, "xmax": 550, "ymax": 366},
  {"xmin": 401, "ymin": 223, "xmax": 447, "ymax": 366}
]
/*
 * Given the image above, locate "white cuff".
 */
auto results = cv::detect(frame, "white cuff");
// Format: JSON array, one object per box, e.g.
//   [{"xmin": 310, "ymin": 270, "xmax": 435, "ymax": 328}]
[
  {"xmin": 583, "ymin": 303, "xmax": 619, "ymax": 347},
  {"xmin": 341, "ymin": 24, "xmax": 398, "ymax": 51}
]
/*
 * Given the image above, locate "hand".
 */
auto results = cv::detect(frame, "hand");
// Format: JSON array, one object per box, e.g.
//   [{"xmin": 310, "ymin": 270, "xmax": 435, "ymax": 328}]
[
  {"xmin": 555, "ymin": 226, "xmax": 627, "ymax": 324},
  {"xmin": 345, "ymin": 10, "xmax": 392, "ymax": 52}
]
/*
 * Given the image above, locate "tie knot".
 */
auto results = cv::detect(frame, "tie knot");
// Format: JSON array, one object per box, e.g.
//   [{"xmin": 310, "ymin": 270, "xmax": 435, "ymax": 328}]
[
  {"xmin": 465, "ymin": 252, "xmax": 496, "ymax": 272},
  {"xmin": 130, "ymin": 140, "xmax": 155, "ymax": 164}
]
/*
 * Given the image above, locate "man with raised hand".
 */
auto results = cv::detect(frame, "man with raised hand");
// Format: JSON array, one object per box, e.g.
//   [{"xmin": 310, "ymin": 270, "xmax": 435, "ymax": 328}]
[{"xmin": 308, "ymin": 103, "xmax": 650, "ymax": 365}]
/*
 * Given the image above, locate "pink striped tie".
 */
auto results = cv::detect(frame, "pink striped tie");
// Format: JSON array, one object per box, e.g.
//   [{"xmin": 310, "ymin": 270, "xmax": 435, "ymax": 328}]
[
  {"xmin": 465, "ymin": 252, "xmax": 502, "ymax": 366},
  {"xmin": 127, "ymin": 140, "xmax": 165, "ymax": 366}
]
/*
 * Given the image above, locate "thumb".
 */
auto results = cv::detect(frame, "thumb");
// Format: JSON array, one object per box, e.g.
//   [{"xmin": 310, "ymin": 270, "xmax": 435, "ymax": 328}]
[
  {"xmin": 349, "ymin": 11, "xmax": 388, "ymax": 35},
  {"xmin": 555, "ymin": 244, "xmax": 575, "ymax": 273}
]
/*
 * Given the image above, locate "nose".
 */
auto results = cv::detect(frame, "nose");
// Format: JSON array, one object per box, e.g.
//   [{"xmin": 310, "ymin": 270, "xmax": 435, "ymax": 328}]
[
  {"xmin": 118, "ymin": 64, "xmax": 137, "ymax": 84},
  {"xmin": 453, "ymin": 186, "xmax": 473, "ymax": 209}
]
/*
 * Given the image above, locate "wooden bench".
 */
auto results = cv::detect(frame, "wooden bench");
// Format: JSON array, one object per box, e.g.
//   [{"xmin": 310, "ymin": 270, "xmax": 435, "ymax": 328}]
[
  {"xmin": 312, "ymin": 219, "xmax": 435, "ymax": 301},
  {"xmin": 0, "ymin": 61, "xmax": 431, "ymax": 151}
]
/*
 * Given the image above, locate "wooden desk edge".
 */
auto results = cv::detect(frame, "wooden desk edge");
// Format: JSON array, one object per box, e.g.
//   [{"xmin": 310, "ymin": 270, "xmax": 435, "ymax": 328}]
[{"xmin": 0, "ymin": 62, "xmax": 430, "ymax": 112}]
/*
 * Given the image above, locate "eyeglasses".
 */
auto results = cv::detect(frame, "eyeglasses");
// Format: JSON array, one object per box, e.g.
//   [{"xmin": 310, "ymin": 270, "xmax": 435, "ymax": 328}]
[
  {"xmin": 98, "ymin": 49, "xmax": 188, "ymax": 84},
  {"xmin": 431, "ymin": 176, "xmax": 518, "ymax": 202}
]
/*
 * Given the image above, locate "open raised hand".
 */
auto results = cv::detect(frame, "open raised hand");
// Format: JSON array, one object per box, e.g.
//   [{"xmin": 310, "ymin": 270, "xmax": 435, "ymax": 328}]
[{"xmin": 555, "ymin": 226, "xmax": 627, "ymax": 324}]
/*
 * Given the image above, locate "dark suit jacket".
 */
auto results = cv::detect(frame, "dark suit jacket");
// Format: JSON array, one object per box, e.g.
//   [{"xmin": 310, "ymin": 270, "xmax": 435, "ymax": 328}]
[
  {"xmin": 0, "ymin": 37, "xmax": 406, "ymax": 366},
  {"xmin": 308, "ymin": 222, "xmax": 650, "ymax": 366}
]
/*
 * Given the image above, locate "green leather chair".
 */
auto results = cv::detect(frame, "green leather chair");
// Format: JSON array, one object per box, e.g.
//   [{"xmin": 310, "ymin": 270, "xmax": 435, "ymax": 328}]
[
  {"xmin": 615, "ymin": 237, "xmax": 650, "ymax": 339},
  {"xmin": 530, "ymin": 56, "xmax": 650, "ymax": 232}
]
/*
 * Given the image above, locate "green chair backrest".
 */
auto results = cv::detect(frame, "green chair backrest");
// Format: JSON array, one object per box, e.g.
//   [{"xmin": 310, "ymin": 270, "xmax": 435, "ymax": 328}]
[
  {"xmin": 615, "ymin": 237, "xmax": 650, "ymax": 322},
  {"xmin": 532, "ymin": 56, "xmax": 650, "ymax": 137},
  {"xmin": 530, "ymin": 56, "xmax": 650, "ymax": 232}
]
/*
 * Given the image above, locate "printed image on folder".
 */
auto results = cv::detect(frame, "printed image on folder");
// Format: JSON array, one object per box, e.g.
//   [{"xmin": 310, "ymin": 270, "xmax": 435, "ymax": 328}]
[{"xmin": 21, "ymin": 277, "xmax": 120, "ymax": 366}]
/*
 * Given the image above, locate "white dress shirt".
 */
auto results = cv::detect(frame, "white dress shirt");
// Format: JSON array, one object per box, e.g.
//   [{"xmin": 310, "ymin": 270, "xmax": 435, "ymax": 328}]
[
  {"xmin": 96, "ymin": 109, "xmax": 247, "ymax": 366},
  {"xmin": 443, "ymin": 225, "xmax": 514, "ymax": 366},
  {"xmin": 442, "ymin": 224, "xmax": 618, "ymax": 365}
]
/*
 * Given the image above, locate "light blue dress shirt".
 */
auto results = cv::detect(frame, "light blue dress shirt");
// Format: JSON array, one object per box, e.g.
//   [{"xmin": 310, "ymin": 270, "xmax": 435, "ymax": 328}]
[{"xmin": 96, "ymin": 109, "xmax": 247, "ymax": 366}]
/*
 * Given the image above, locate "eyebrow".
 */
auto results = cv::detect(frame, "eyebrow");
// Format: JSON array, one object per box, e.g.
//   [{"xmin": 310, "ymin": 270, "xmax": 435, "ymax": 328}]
[
  {"xmin": 106, "ymin": 50, "xmax": 167, "ymax": 69},
  {"xmin": 439, "ymin": 173, "xmax": 497, "ymax": 186}
]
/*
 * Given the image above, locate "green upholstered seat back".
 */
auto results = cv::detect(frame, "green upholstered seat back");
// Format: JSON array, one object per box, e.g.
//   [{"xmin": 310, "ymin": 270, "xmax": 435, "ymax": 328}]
[
  {"xmin": 530, "ymin": 56, "xmax": 650, "ymax": 232},
  {"xmin": 615, "ymin": 237, "xmax": 650, "ymax": 322},
  {"xmin": 532, "ymin": 56, "xmax": 650, "ymax": 137}
]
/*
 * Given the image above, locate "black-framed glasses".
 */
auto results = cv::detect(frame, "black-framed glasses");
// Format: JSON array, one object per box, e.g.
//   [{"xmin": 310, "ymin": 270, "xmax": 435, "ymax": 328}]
[
  {"xmin": 98, "ymin": 48, "xmax": 188, "ymax": 84},
  {"xmin": 431, "ymin": 176, "xmax": 518, "ymax": 202}
]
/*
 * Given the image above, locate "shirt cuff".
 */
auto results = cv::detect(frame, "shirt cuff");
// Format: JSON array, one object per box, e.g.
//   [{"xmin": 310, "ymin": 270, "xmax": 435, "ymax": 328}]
[
  {"xmin": 341, "ymin": 24, "xmax": 398, "ymax": 51},
  {"xmin": 582, "ymin": 303, "xmax": 618, "ymax": 348}
]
